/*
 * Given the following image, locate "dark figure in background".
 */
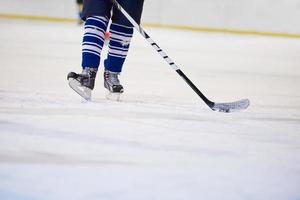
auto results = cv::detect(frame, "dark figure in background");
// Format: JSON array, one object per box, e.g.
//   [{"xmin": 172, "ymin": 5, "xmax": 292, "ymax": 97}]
[{"xmin": 76, "ymin": 0, "xmax": 84, "ymax": 24}]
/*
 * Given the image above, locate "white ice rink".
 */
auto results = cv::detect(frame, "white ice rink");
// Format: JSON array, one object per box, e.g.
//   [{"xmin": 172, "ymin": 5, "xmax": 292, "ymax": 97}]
[{"xmin": 0, "ymin": 19, "xmax": 300, "ymax": 200}]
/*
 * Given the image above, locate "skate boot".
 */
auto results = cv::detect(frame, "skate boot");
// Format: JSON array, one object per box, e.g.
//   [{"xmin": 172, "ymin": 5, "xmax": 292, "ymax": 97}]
[
  {"xmin": 104, "ymin": 70, "xmax": 123, "ymax": 101},
  {"xmin": 67, "ymin": 67, "xmax": 97, "ymax": 100}
]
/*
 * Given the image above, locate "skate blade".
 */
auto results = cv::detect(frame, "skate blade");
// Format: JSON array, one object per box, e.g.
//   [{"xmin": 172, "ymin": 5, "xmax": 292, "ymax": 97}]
[
  {"xmin": 68, "ymin": 78, "xmax": 91, "ymax": 101},
  {"xmin": 105, "ymin": 91, "xmax": 121, "ymax": 101}
]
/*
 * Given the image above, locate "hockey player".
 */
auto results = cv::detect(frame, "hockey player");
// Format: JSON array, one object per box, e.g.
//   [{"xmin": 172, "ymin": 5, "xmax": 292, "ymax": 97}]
[{"xmin": 68, "ymin": 0, "xmax": 145, "ymax": 100}]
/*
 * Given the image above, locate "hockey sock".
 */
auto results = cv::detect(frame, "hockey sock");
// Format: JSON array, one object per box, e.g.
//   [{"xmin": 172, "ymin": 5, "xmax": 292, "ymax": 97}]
[
  {"xmin": 82, "ymin": 16, "xmax": 109, "ymax": 69},
  {"xmin": 104, "ymin": 23, "xmax": 134, "ymax": 73}
]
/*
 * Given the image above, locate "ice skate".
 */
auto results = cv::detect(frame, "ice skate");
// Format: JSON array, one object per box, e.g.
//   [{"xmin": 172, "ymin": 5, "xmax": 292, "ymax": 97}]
[
  {"xmin": 104, "ymin": 70, "xmax": 123, "ymax": 101},
  {"xmin": 67, "ymin": 67, "xmax": 97, "ymax": 101}
]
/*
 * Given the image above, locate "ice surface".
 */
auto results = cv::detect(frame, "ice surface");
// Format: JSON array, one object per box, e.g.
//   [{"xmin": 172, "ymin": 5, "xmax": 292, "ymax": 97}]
[{"xmin": 0, "ymin": 19, "xmax": 300, "ymax": 200}]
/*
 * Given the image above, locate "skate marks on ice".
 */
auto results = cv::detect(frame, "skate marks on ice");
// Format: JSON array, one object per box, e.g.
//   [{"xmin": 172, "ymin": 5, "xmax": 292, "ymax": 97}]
[
  {"xmin": 0, "ymin": 120, "xmax": 136, "ymax": 165},
  {"xmin": 0, "ymin": 94, "xmax": 229, "ymax": 125},
  {"xmin": 105, "ymin": 90, "xmax": 121, "ymax": 101},
  {"xmin": 0, "ymin": 118, "xmax": 241, "ymax": 166},
  {"xmin": 1, "ymin": 90, "xmax": 300, "ymax": 124},
  {"xmin": 1, "ymin": 100, "xmax": 300, "ymax": 200},
  {"xmin": 0, "ymin": 89, "xmax": 299, "ymax": 131},
  {"xmin": 1, "ymin": 91, "xmax": 300, "ymax": 156}
]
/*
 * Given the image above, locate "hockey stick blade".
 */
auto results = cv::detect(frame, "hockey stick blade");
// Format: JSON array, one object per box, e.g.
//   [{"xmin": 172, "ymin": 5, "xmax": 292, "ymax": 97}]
[{"xmin": 211, "ymin": 99, "xmax": 250, "ymax": 113}]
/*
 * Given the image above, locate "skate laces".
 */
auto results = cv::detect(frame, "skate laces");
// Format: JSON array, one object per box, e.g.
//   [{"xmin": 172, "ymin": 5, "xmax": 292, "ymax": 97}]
[
  {"xmin": 81, "ymin": 67, "xmax": 97, "ymax": 80},
  {"xmin": 106, "ymin": 71, "xmax": 120, "ymax": 85},
  {"xmin": 79, "ymin": 68, "xmax": 97, "ymax": 89},
  {"xmin": 83, "ymin": 67, "xmax": 97, "ymax": 76}
]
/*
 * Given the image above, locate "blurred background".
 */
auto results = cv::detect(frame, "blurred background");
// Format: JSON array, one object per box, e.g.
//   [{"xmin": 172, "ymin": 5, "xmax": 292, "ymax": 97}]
[{"xmin": 0, "ymin": 0, "xmax": 300, "ymax": 37}]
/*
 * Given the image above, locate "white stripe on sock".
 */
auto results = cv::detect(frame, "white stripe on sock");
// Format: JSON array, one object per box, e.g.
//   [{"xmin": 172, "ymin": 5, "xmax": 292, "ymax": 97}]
[
  {"xmin": 108, "ymin": 53, "xmax": 127, "ymax": 59},
  {"xmin": 85, "ymin": 28, "xmax": 105, "ymax": 37},
  {"xmin": 88, "ymin": 16, "xmax": 108, "ymax": 26},
  {"xmin": 110, "ymin": 29, "xmax": 133, "ymax": 37},
  {"xmin": 110, "ymin": 32, "xmax": 132, "ymax": 42},
  {"xmin": 83, "ymin": 42, "xmax": 102, "ymax": 49},
  {"xmin": 83, "ymin": 44, "xmax": 102, "ymax": 53},
  {"xmin": 108, "ymin": 49, "xmax": 128, "ymax": 56},
  {"xmin": 82, "ymin": 50, "xmax": 100, "ymax": 57},
  {"xmin": 108, "ymin": 45, "xmax": 128, "ymax": 51},
  {"xmin": 84, "ymin": 33, "xmax": 105, "ymax": 42}
]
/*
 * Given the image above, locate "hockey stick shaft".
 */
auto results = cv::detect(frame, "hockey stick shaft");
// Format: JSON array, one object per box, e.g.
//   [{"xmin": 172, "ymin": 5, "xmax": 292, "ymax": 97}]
[{"xmin": 110, "ymin": 0, "xmax": 215, "ymax": 108}]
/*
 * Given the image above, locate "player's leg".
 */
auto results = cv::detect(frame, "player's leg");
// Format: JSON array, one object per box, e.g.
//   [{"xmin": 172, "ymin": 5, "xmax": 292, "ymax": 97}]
[
  {"xmin": 103, "ymin": 0, "xmax": 145, "ymax": 94},
  {"xmin": 68, "ymin": 0, "xmax": 112, "ymax": 100},
  {"xmin": 103, "ymin": 23, "xmax": 132, "ymax": 94}
]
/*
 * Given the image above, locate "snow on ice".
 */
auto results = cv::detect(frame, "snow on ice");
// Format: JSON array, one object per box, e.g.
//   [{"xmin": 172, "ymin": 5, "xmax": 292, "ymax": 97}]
[{"xmin": 0, "ymin": 19, "xmax": 300, "ymax": 200}]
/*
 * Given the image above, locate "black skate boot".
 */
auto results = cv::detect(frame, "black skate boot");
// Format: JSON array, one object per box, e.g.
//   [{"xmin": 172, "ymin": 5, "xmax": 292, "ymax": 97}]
[
  {"xmin": 67, "ymin": 67, "xmax": 97, "ymax": 100},
  {"xmin": 104, "ymin": 70, "xmax": 123, "ymax": 101}
]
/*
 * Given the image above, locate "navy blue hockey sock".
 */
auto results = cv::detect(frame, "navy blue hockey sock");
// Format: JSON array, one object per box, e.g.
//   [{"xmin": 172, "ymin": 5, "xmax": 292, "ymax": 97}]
[
  {"xmin": 82, "ymin": 16, "xmax": 109, "ymax": 69},
  {"xmin": 104, "ymin": 23, "xmax": 134, "ymax": 73}
]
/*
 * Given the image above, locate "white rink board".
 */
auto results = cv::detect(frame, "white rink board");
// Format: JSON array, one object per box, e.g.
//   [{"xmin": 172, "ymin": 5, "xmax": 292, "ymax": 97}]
[{"xmin": 0, "ymin": 0, "xmax": 300, "ymax": 34}]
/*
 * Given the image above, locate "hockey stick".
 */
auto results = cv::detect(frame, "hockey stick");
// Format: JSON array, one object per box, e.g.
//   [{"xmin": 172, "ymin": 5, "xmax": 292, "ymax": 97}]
[{"xmin": 110, "ymin": 0, "xmax": 249, "ymax": 112}]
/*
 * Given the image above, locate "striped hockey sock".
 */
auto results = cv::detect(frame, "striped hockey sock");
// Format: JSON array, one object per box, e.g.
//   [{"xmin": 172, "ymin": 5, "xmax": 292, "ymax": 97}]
[
  {"xmin": 104, "ymin": 23, "xmax": 134, "ymax": 72},
  {"xmin": 82, "ymin": 16, "xmax": 109, "ymax": 69}
]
